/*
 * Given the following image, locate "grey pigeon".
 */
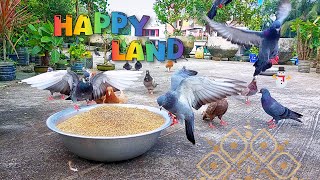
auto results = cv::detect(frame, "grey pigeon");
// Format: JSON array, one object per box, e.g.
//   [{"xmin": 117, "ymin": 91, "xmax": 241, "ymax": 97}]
[
  {"xmin": 260, "ymin": 88, "xmax": 303, "ymax": 128},
  {"xmin": 123, "ymin": 61, "xmax": 132, "ymax": 70},
  {"xmin": 157, "ymin": 71, "xmax": 245, "ymax": 144},
  {"xmin": 143, "ymin": 70, "xmax": 158, "ymax": 94},
  {"xmin": 22, "ymin": 70, "xmax": 142, "ymax": 110},
  {"xmin": 171, "ymin": 66, "xmax": 198, "ymax": 91},
  {"xmin": 94, "ymin": 48, "xmax": 101, "ymax": 56},
  {"xmin": 207, "ymin": 0, "xmax": 233, "ymax": 19},
  {"xmin": 135, "ymin": 61, "xmax": 142, "ymax": 71},
  {"xmin": 204, "ymin": 0, "xmax": 291, "ymax": 77},
  {"xmin": 241, "ymin": 79, "xmax": 258, "ymax": 105},
  {"xmin": 202, "ymin": 98, "xmax": 229, "ymax": 128}
]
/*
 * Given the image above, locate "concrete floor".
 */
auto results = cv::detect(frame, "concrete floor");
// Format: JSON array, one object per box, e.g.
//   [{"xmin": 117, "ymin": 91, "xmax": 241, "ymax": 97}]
[{"xmin": 1, "ymin": 59, "xmax": 320, "ymax": 179}]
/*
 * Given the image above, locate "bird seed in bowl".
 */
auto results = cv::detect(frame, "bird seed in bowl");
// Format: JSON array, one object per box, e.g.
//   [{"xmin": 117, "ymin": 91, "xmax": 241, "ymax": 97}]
[{"xmin": 57, "ymin": 106, "xmax": 165, "ymax": 137}]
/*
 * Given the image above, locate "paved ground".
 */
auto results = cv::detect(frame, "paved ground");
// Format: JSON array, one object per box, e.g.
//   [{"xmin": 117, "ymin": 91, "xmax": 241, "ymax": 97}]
[{"xmin": 1, "ymin": 59, "xmax": 320, "ymax": 180}]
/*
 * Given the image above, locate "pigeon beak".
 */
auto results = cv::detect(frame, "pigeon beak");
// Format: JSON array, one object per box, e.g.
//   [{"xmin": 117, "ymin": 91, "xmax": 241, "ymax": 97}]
[
  {"xmin": 160, "ymin": 106, "xmax": 163, "ymax": 111},
  {"xmin": 276, "ymin": 28, "xmax": 280, "ymax": 32},
  {"xmin": 107, "ymin": 90, "xmax": 111, "ymax": 96}
]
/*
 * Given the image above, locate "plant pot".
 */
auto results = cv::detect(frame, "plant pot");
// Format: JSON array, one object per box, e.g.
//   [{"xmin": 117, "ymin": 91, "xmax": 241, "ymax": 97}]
[
  {"xmin": 71, "ymin": 61, "xmax": 85, "ymax": 74},
  {"xmin": 207, "ymin": 47, "xmax": 238, "ymax": 60},
  {"xmin": 85, "ymin": 57, "xmax": 93, "ymax": 69},
  {"xmin": 298, "ymin": 60, "xmax": 310, "ymax": 73},
  {"xmin": 17, "ymin": 47, "xmax": 29, "ymax": 66},
  {"xmin": 97, "ymin": 63, "xmax": 115, "ymax": 71},
  {"xmin": 0, "ymin": 62, "xmax": 16, "ymax": 81},
  {"xmin": 8, "ymin": 54, "xmax": 18, "ymax": 61},
  {"xmin": 34, "ymin": 65, "xmax": 49, "ymax": 74}
]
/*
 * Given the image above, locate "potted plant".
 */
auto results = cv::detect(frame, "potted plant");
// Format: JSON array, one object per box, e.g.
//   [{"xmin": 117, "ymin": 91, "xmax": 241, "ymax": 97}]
[
  {"xmin": 249, "ymin": 47, "xmax": 259, "ymax": 63},
  {"xmin": 291, "ymin": 18, "xmax": 320, "ymax": 73},
  {"xmin": 68, "ymin": 39, "xmax": 87, "ymax": 73},
  {"xmin": 27, "ymin": 21, "xmax": 64, "ymax": 73},
  {"xmin": 96, "ymin": 32, "xmax": 125, "ymax": 71},
  {"xmin": 0, "ymin": 0, "xmax": 29, "ymax": 81},
  {"xmin": 55, "ymin": 53, "xmax": 70, "ymax": 70}
]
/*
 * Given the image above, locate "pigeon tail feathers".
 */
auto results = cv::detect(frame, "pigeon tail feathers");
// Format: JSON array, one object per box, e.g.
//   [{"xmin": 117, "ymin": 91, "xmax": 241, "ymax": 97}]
[{"xmin": 185, "ymin": 120, "xmax": 195, "ymax": 145}]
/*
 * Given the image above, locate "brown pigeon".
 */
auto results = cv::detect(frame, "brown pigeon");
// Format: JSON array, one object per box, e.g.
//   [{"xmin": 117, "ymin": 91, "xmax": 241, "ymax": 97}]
[
  {"xmin": 241, "ymin": 79, "xmax": 258, "ymax": 105},
  {"xmin": 202, "ymin": 98, "xmax": 228, "ymax": 128}
]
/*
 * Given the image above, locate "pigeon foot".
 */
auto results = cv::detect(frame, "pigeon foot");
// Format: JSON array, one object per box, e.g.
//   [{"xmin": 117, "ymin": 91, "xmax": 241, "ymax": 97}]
[
  {"xmin": 74, "ymin": 105, "xmax": 80, "ymax": 111},
  {"xmin": 268, "ymin": 122, "xmax": 277, "ymax": 129},
  {"xmin": 48, "ymin": 96, "xmax": 54, "ymax": 101},
  {"xmin": 168, "ymin": 112, "xmax": 178, "ymax": 126},
  {"xmin": 245, "ymin": 99, "xmax": 251, "ymax": 105},
  {"xmin": 220, "ymin": 120, "xmax": 228, "ymax": 126},
  {"xmin": 209, "ymin": 122, "xmax": 215, "ymax": 128},
  {"xmin": 60, "ymin": 94, "xmax": 65, "ymax": 100},
  {"xmin": 267, "ymin": 119, "xmax": 274, "ymax": 124}
]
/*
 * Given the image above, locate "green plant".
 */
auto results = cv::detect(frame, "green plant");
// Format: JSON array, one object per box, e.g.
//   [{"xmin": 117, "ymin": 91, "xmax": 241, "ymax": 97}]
[
  {"xmin": 291, "ymin": 17, "xmax": 320, "ymax": 60},
  {"xmin": 27, "ymin": 21, "xmax": 64, "ymax": 66},
  {"xmin": 250, "ymin": 47, "xmax": 259, "ymax": 55},
  {"xmin": 0, "ymin": 0, "xmax": 30, "ymax": 61},
  {"xmin": 153, "ymin": 0, "xmax": 211, "ymax": 35},
  {"xmin": 68, "ymin": 43, "xmax": 86, "ymax": 62}
]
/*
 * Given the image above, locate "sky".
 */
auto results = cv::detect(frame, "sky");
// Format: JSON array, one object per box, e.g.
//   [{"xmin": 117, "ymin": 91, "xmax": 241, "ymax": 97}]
[{"xmin": 108, "ymin": 0, "xmax": 159, "ymax": 26}]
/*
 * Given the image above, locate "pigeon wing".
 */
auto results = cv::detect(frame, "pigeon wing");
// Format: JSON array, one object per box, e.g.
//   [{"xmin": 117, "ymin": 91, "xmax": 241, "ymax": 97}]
[
  {"xmin": 91, "ymin": 70, "xmax": 142, "ymax": 100},
  {"xmin": 268, "ymin": 100, "xmax": 286, "ymax": 118},
  {"xmin": 204, "ymin": 16, "xmax": 264, "ymax": 46},
  {"xmin": 21, "ymin": 70, "xmax": 79, "ymax": 95},
  {"xmin": 276, "ymin": 0, "xmax": 292, "ymax": 24},
  {"xmin": 176, "ymin": 76, "xmax": 244, "ymax": 110}
]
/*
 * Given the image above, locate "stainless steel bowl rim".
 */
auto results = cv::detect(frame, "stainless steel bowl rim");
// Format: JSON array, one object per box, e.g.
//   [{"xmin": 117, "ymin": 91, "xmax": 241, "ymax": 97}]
[{"xmin": 46, "ymin": 104, "xmax": 171, "ymax": 139}]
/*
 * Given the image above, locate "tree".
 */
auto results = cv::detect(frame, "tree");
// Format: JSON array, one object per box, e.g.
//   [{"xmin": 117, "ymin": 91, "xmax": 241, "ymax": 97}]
[
  {"xmin": 153, "ymin": 0, "xmax": 211, "ymax": 35},
  {"xmin": 27, "ymin": 0, "xmax": 75, "ymax": 22},
  {"xmin": 281, "ymin": 0, "xmax": 320, "ymax": 37}
]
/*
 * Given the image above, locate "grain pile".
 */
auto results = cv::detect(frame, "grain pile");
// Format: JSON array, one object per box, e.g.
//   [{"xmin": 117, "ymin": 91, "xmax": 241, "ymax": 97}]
[{"xmin": 57, "ymin": 106, "xmax": 165, "ymax": 137}]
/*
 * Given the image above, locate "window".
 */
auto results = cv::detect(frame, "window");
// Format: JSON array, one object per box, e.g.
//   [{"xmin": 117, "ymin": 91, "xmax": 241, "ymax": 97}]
[{"xmin": 151, "ymin": 30, "xmax": 155, "ymax": 36}]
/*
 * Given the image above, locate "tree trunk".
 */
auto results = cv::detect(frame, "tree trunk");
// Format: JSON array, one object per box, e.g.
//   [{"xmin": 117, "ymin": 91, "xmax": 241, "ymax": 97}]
[{"xmin": 41, "ymin": 51, "xmax": 50, "ymax": 66}]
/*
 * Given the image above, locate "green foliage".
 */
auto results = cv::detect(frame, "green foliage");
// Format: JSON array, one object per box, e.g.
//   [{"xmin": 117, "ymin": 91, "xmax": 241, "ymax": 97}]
[
  {"xmin": 281, "ymin": 0, "xmax": 320, "ymax": 37},
  {"xmin": 68, "ymin": 38, "xmax": 87, "ymax": 62},
  {"xmin": 79, "ymin": 0, "xmax": 109, "ymax": 14},
  {"xmin": 214, "ymin": 0, "xmax": 273, "ymax": 31},
  {"xmin": 291, "ymin": 17, "xmax": 320, "ymax": 60},
  {"xmin": 250, "ymin": 47, "xmax": 259, "ymax": 55},
  {"xmin": 27, "ymin": 21, "xmax": 64, "ymax": 65},
  {"xmin": 153, "ymin": 0, "xmax": 211, "ymax": 34},
  {"xmin": 27, "ymin": 0, "xmax": 75, "ymax": 21}
]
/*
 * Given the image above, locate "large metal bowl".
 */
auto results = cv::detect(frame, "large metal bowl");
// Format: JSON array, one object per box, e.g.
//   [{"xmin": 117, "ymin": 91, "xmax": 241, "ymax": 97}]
[{"xmin": 46, "ymin": 104, "xmax": 171, "ymax": 162}]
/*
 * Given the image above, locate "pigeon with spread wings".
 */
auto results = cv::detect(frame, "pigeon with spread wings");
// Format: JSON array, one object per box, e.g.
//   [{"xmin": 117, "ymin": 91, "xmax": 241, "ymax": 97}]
[
  {"xmin": 205, "ymin": 0, "xmax": 292, "ymax": 77},
  {"xmin": 157, "ymin": 73, "xmax": 245, "ymax": 144},
  {"xmin": 22, "ymin": 69, "xmax": 142, "ymax": 110}
]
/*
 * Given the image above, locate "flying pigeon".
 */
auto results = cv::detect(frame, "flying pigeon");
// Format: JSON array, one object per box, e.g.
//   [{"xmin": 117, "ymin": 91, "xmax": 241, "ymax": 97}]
[
  {"xmin": 22, "ymin": 69, "xmax": 142, "ymax": 110},
  {"xmin": 260, "ymin": 88, "xmax": 303, "ymax": 129},
  {"xmin": 207, "ymin": 0, "xmax": 233, "ymax": 19},
  {"xmin": 123, "ymin": 61, "xmax": 132, "ymax": 70},
  {"xmin": 241, "ymin": 79, "xmax": 258, "ymax": 105},
  {"xmin": 143, "ymin": 70, "xmax": 158, "ymax": 94},
  {"xmin": 204, "ymin": 0, "xmax": 292, "ymax": 77},
  {"xmin": 157, "ymin": 67, "xmax": 245, "ymax": 144},
  {"xmin": 135, "ymin": 61, "xmax": 142, "ymax": 71},
  {"xmin": 202, "ymin": 98, "xmax": 229, "ymax": 128}
]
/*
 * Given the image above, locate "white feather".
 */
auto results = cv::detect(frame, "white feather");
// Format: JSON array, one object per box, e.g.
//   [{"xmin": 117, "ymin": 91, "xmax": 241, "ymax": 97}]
[
  {"xmin": 22, "ymin": 70, "xmax": 67, "ymax": 90},
  {"xmin": 102, "ymin": 70, "xmax": 142, "ymax": 90}
]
